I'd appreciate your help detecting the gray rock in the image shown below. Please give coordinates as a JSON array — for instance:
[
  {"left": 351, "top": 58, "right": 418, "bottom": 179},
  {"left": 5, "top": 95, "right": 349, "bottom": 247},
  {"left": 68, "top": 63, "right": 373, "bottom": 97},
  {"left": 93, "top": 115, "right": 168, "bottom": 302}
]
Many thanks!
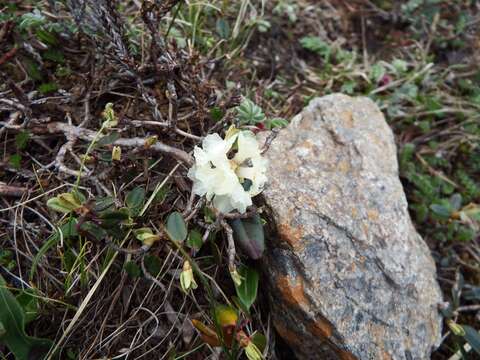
[{"left": 260, "top": 94, "right": 442, "bottom": 360}]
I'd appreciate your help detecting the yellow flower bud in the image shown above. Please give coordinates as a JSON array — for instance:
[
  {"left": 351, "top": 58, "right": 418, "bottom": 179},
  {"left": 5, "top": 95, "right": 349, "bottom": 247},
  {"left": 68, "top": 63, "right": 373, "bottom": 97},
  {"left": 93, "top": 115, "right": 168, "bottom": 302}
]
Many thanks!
[
  {"left": 447, "top": 320, "right": 465, "bottom": 336},
  {"left": 180, "top": 261, "right": 197, "bottom": 292},
  {"left": 112, "top": 146, "right": 121, "bottom": 161}
]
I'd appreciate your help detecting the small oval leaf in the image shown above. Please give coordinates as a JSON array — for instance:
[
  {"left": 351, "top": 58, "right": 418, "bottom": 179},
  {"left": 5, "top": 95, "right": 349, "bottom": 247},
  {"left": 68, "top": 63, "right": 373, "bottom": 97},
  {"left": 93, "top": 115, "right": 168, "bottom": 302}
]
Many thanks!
[
  {"left": 166, "top": 212, "right": 188, "bottom": 242},
  {"left": 234, "top": 266, "right": 259, "bottom": 311},
  {"left": 125, "top": 187, "right": 145, "bottom": 216},
  {"left": 187, "top": 229, "right": 203, "bottom": 252},
  {"left": 230, "top": 214, "right": 265, "bottom": 259}
]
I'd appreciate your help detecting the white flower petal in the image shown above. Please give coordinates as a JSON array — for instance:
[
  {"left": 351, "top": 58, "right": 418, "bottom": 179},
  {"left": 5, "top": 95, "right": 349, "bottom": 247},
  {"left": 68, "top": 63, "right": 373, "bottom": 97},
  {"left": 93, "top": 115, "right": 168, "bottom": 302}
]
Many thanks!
[
  {"left": 213, "top": 195, "right": 235, "bottom": 214},
  {"left": 229, "top": 184, "right": 252, "bottom": 213},
  {"left": 188, "top": 129, "right": 267, "bottom": 214},
  {"left": 233, "top": 131, "right": 261, "bottom": 164}
]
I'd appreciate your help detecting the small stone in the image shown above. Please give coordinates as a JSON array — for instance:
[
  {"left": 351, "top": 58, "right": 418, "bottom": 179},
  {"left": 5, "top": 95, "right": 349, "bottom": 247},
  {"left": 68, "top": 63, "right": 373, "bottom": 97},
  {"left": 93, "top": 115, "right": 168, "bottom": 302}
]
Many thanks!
[{"left": 260, "top": 94, "right": 443, "bottom": 359}]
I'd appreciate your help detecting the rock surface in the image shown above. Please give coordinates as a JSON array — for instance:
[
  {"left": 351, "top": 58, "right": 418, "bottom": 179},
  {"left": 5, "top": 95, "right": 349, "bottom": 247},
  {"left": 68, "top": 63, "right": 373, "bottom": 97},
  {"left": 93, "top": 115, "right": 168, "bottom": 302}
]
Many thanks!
[{"left": 260, "top": 94, "right": 442, "bottom": 360}]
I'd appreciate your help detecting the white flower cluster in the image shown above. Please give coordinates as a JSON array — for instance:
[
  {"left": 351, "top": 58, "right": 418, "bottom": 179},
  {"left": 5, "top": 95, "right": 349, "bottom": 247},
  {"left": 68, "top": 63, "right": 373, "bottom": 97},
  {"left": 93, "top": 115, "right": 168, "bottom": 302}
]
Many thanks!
[{"left": 188, "top": 129, "right": 267, "bottom": 213}]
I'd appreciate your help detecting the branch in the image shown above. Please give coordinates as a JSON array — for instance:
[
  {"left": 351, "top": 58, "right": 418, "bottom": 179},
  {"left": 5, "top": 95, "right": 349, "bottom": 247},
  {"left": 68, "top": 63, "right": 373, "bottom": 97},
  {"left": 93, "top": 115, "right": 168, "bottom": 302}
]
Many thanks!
[
  {"left": 0, "top": 182, "right": 27, "bottom": 197},
  {"left": 31, "top": 122, "right": 193, "bottom": 166},
  {"left": 221, "top": 219, "right": 236, "bottom": 273}
]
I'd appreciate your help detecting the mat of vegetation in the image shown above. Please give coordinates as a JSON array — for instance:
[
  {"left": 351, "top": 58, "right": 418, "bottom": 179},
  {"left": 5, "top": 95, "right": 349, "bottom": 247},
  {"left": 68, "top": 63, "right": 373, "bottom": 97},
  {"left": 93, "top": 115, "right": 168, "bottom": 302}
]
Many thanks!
[{"left": 0, "top": 1, "right": 479, "bottom": 359}]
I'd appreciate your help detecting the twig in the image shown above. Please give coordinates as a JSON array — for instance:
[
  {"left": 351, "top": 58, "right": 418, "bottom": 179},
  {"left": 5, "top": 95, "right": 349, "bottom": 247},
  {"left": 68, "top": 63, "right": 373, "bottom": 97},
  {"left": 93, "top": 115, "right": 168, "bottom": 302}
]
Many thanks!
[
  {"left": 221, "top": 219, "right": 236, "bottom": 273},
  {"left": 0, "top": 111, "right": 21, "bottom": 137},
  {"left": 55, "top": 137, "right": 91, "bottom": 177},
  {"left": 0, "top": 47, "right": 17, "bottom": 66},
  {"left": 0, "top": 182, "right": 27, "bottom": 197},
  {"left": 29, "top": 121, "right": 193, "bottom": 165},
  {"left": 167, "top": 79, "right": 178, "bottom": 129},
  {"left": 457, "top": 305, "right": 480, "bottom": 312},
  {"left": 221, "top": 206, "right": 257, "bottom": 219},
  {"left": 130, "top": 119, "right": 202, "bottom": 140},
  {"left": 415, "top": 153, "right": 459, "bottom": 188},
  {"left": 105, "top": 238, "right": 149, "bottom": 255},
  {"left": 261, "top": 128, "right": 280, "bottom": 155}
]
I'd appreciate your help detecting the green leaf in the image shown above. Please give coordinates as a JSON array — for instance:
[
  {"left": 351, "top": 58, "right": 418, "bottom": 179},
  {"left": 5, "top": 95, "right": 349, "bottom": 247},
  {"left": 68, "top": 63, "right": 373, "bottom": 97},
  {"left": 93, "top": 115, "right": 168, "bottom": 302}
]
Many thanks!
[
  {"left": 457, "top": 226, "right": 475, "bottom": 242},
  {"left": 234, "top": 266, "right": 259, "bottom": 311},
  {"left": 0, "top": 250, "right": 14, "bottom": 271},
  {"left": 80, "top": 221, "right": 107, "bottom": 240},
  {"left": 96, "top": 132, "right": 120, "bottom": 147},
  {"left": 166, "top": 211, "right": 188, "bottom": 242},
  {"left": 42, "top": 49, "right": 64, "bottom": 64},
  {"left": 430, "top": 203, "right": 452, "bottom": 219},
  {"left": 250, "top": 331, "right": 266, "bottom": 352},
  {"left": 35, "top": 28, "right": 57, "bottom": 46},
  {"left": 71, "top": 189, "right": 86, "bottom": 205},
  {"left": 399, "top": 143, "right": 415, "bottom": 170},
  {"left": 340, "top": 81, "right": 356, "bottom": 94},
  {"left": 392, "top": 59, "right": 408, "bottom": 73},
  {"left": 15, "top": 131, "right": 30, "bottom": 150},
  {"left": 462, "top": 325, "right": 480, "bottom": 356},
  {"left": 143, "top": 255, "right": 161, "bottom": 276},
  {"left": 245, "top": 342, "right": 263, "bottom": 360},
  {"left": 125, "top": 187, "right": 145, "bottom": 216},
  {"left": 133, "top": 227, "right": 160, "bottom": 246},
  {"left": 216, "top": 18, "right": 230, "bottom": 39},
  {"left": 57, "top": 217, "right": 78, "bottom": 239},
  {"left": 267, "top": 118, "right": 288, "bottom": 129},
  {"left": 186, "top": 229, "right": 203, "bottom": 251},
  {"left": 9, "top": 153, "right": 22, "bottom": 169},
  {"left": 16, "top": 290, "right": 38, "bottom": 324},
  {"left": 38, "top": 83, "right": 58, "bottom": 94},
  {"left": 124, "top": 261, "right": 141, "bottom": 278},
  {"left": 210, "top": 107, "right": 224, "bottom": 122},
  {"left": 230, "top": 214, "right": 265, "bottom": 259},
  {"left": 19, "top": 10, "right": 46, "bottom": 30},
  {"left": 449, "top": 193, "right": 462, "bottom": 211},
  {"left": 153, "top": 183, "right": 170, "bottom": 203},
  {"left": 0, "top": 276, "right": 53, "bottom": 360},
  {"left": 47, "top": 193, "right": 83, "bottom": 214},
  {"left": 370, "top": 63, "right": 386, "bottom": 83},
  {"left": 300, "top": 36, "right": 331, "bottom": 60},
  {"left": 24, "top": 59, "right": 42, "bottom": 81},
  {"left": 100, "top": 209, "right": 130, "bottom": 222},
  {"left": 237, "top": 99, "right": 266, "bottom": 125},
  {"left": 93, "top": 196, "right": 115, "bottom": 213},
  {"left": 30, "top": 218, "right": 78, "bottom": 280}
]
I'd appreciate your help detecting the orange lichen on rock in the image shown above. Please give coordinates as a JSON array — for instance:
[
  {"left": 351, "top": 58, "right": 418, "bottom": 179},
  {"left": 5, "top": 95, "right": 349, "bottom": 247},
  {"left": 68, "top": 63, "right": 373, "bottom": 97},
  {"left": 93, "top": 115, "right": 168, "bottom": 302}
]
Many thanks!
[
  {"left": 307, "top": 316, "right": 334, "bottom": 339},
  {"left": 339, "top": 110, "right": 354, "bottom": 128},
  {"left": 367, "top": 209, "right": 379, "bottom": 221},
  {"left": 276, "top": 275, "right": 309, "bottom": 306},
  {"left": 278, "top": 222, "right": 304, "bottom": 248}
]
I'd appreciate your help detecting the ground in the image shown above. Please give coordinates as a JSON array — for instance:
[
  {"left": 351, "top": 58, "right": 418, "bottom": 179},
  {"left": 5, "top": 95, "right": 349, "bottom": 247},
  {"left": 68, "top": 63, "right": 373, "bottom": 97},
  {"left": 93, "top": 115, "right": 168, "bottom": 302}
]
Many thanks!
[{"left": 0, "top": 1, "right": 479, "bottom": 359}]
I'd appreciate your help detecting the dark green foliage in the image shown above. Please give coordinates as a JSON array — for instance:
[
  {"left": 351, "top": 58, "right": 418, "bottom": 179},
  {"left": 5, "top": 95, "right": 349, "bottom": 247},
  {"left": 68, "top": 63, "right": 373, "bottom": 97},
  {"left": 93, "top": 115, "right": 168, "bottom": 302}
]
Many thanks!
[
  {"left": 233, "top": 266, "right": 259, "bottom": 312},
  {"left": 0, "top": 276, "right": 53, "bottom": 360},
  {"left": 230, "top": 215, "right": 265, "bottom": 260},
  {"left": 456, "top": 170, "right": 480, "bottom": 202}
]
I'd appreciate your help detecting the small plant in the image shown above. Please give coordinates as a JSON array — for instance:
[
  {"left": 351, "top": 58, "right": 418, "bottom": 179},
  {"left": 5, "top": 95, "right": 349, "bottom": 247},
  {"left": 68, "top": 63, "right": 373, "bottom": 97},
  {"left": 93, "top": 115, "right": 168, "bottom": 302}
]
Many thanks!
[{"left": 0, "top": 276, "right": 53, "bottom": 360}]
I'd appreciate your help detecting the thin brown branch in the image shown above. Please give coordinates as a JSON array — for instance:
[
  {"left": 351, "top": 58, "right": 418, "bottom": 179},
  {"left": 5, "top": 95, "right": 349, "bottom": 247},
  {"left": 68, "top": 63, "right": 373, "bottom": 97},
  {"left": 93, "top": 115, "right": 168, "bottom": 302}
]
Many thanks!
[
  {"left": 0, "top": 182, "right": 27, "bottom": 197},
  {"left": 31, "top": 121, "right": 193, "bottom": 166},
  {"left": 261, "top": 128, "right": 280, "bottom": 155},
  {"left": 221, "top": 219, "right": 236, "bottom": 273}
]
